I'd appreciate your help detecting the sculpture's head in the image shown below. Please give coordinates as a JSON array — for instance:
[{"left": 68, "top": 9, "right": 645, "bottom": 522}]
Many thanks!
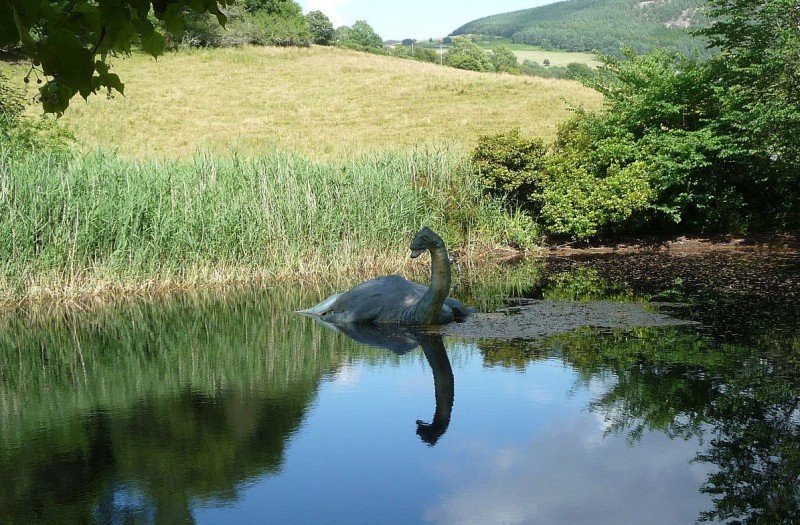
[{"left": 410, "top": 226, "right": 442, "bottom": 258}]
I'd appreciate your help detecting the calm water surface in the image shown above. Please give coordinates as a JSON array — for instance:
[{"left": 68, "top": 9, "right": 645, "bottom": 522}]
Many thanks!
[{"left": 1, "top": 251, "right": 798, "bottom": 524}]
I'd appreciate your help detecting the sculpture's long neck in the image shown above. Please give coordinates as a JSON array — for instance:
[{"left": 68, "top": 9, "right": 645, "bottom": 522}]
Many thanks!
[{"left": 410, "top": 242, "right": 451, "bottom": 324}]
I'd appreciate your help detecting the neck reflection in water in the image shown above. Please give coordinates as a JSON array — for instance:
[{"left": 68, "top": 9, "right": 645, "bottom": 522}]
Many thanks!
[{"left": 309, "top": 319, "right": 455, "bottom": 446}]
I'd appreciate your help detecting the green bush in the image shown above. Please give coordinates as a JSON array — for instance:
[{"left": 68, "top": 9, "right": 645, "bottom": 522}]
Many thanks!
[
  {"left": 0, "top": 72, "right": 73, "bottom": 156},
  {"left": 177, "top": 9, "right": 225, "bottom": 47},
  {"left": 471, "top": 125, "right": 654, "bottom": 239},
  {"left": 335, "top": 20, "right": 384, "bottom": 52},
  {"left": 490, "top": 45, "right": 519, "bottom": 73},
  {"left": 472, "top": 129, "right": 547, "bottom": 207},
  {"left": 171, "top": 1, "right": 311, "bottom": 48},
  {"left": 306, "top": 10, "right": 335, "bottom": 45},
  {"left": 520, "top": 60, "right": 597, "bottom": 81},
  {"left": 389, "top": 45, "right": 439, "bottom": 64},
  {"left": 538, "top": 157, "right": 652, "bottom": 238},
  {"left": 224, "top": 9, "right": 311, "bottom": 47},
  {"left": 445, "top": 38, "right": 494, "bottom": 72}
]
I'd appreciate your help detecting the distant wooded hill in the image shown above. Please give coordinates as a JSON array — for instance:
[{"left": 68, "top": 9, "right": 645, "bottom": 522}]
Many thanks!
[{"left": 451, "top": 0, "right": 709, "bottom": 56}]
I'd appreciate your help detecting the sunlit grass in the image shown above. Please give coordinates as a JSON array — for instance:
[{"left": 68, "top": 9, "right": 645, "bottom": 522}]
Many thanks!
[
  {"left": 8, "top": 45, "right": 601, "bottom": 159},
  {"left": 0, "top": 147, "right": 541, "bottom": 303},
  {"left": 475, "top": 40, "right": 601, "bottom": 67},
  {"left": 0, "top": 45, "right": 600, "bottom": 302},
  {"left": 510, "top": 49, "right": 601, "bottom": 67}
]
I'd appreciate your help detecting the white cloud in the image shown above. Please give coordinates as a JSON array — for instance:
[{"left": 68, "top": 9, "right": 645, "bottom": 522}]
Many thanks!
[
  {"left": 304, "top": 0, "right": 349, "bottom": 27},
  {"left": 424, "top": 415, "right": 713, "bottom": 525},
  {"left": 331, "top": 362, "right": 362, "bottom": 389}
]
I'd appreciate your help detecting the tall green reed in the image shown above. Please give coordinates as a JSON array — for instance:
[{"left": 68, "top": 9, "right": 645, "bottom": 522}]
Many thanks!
[{"left": 0, "top": 147, "right": 533, "bottom": 300}]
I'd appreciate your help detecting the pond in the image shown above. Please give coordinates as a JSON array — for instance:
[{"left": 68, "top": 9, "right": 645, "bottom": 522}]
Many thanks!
[{"left": 1, "top": 250, "right": 798, "bottom": 524}]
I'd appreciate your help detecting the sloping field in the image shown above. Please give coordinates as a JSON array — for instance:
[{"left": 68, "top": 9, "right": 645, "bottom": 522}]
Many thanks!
[
  {"left": 24, "top": 46, "right": 601, "bottom": 159},
  {"left": 511, "top": 49, "right": 600, "bottom": 67},
  {"left": 476, "top": 39, "right": 601, "bottom": 67}
]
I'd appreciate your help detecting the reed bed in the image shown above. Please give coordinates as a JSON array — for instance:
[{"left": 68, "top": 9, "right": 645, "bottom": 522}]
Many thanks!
[{"left": 0, "top": 147, "right": 535, "bottom": 303}]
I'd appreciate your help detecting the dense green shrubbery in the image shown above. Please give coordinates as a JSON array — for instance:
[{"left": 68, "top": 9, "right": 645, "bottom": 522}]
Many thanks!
[
  {"left": 489, "top": 46, "right": 519, "bottom": 73},
  {"left": 306, "top": 10, "right": 335, "bottom": 45},
  {"left": 445, "top": 38, "right": 494, "bottom": 72},
  {"left": 520, "top": 60, "right": 595, "bottom": 81},
  {"left": 169, "top": 0, "right": 311, "bottom": 48},
  {"left": 473, "top": 2, "right": 800, "bottom": 240},
  {"left": 434, "top": 40, "right": 599, "bottom": 82},
  {"left": 473, "top": 127, "right": 652, "bottom": 238},
  {"left": 334, "top": 20, "right": 384, "bottom": 53},
  {"left": 538, "top": 155, "right": 652, "bottom": 238},
  {"left": 388, "top": 45, "right": 439, "bottom": 64},
  {"left": 473, "top": 129, "right": 546, "bottom": 206},
  {"left": 0, "top": 72, "right": 73, "bottom": 156}
]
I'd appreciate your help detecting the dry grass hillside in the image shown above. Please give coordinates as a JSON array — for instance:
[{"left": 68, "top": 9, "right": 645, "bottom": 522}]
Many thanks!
[{"left": 11, "top": 45, "right": 602, "bottom": 159}]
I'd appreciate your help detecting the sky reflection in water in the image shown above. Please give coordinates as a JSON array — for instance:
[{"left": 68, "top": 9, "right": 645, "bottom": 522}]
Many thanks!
[
  {"left": 1, "top": 250, "right": 798, "bottom": 524},
  {"left": 194, "top": 344, "right": 711, "bottom": 525}
]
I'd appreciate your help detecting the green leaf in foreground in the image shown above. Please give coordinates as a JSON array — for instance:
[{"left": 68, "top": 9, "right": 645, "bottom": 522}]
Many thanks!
[
  {"left": 0, "top": 1, "right": 19, "bottom": 47},
  {"left": 2, "top": 0, "right": 233, "bottom": 114}
]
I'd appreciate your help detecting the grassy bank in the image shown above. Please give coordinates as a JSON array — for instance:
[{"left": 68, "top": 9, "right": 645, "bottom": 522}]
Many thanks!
[
  {"left": 474, "top": 39, "right": 601, "bottom": 67},
  {"left": 0, "top": 147, "right": 535, "bottom": 303},
  {"left": 4, "top": 46, "right": 601, "bottom": 159}
]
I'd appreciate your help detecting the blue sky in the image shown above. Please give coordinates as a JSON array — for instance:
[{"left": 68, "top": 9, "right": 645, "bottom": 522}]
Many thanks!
[{"left": 297, "top": 1, "right": 554, "bottom": 40}]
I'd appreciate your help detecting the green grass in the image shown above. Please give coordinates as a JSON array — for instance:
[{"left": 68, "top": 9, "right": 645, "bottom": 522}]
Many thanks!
[
  {"left": 3, "top": 45, "right": 601, "bottom": 160},
  {"left": 0, "top": 147, "right": 537, "bottom": 302},
  {"left": 0, "top": 45, "right": 601, "bottom": 302},
  {"left": 475, "top": 38, "right": 601, "bottom": 67}
]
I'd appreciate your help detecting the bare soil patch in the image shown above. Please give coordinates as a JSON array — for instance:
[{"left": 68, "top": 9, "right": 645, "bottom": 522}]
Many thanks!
[
  {"left": 440, "top": 300, "right": 695, "bottom": 340},
  {"left": 547, "top": 233, "right": 799, "bottom": 257}
]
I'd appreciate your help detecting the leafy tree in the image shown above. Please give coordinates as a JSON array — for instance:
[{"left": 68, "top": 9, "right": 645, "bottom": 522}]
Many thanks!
[
  {"left": 172, "top": 2, "right": 311, "bottom": 48},
  {"left": 334, "top": 25, "right": 352, "bottom": 45},
  {"left": 175, "top": 7, "right": 228, "bottom": 47},
  {"left": 401, "top": 38, "right": 416, "bottom": 46},
  {"left": 0, "top": 70, "right": 72, "bottom": 153},
  {"left": 565, "top": 62, "right": 593, "bottom": 80},
  {"left": 390, "top": 45, "right": 438, "bottom": 64},
  {"left": 473, "top": 129, "right": 547, "bottom": 207},
  {"left": 306, "top": 10, "right": 334, "bottom": 45},
  {"left": 243, "top": 0, "right": 302, "bottom": 15},
  {"left": 699, "top": 0, "right": 800, "bottom": 186},
  {"left": 0, "top": 0, "right": 233, "bottom": 115},
  {"left": 444, "top": 37, "right": 493, "bottom": 72},
  {"left": 490, "top": 45, "right": 519, "bottom": 73},
  {"left": 336, "top": 20, "right": 383, "bottom": 52}
]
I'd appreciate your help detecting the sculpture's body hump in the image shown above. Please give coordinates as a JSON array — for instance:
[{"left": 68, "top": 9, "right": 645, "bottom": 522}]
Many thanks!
[{"left": 299, "top": 228, "right": 473, "bottom": 326}]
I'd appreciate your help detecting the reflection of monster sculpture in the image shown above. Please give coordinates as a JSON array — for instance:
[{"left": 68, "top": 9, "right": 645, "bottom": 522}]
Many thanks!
[
  {"left": 300, "top": 227, "right": 472, "bottom": 324},
  {"left": 308, "top": 319, "right": 455, "bottom": 445},
  {"left": 414, "top": 333, "right": 454, "bottom": 446}
]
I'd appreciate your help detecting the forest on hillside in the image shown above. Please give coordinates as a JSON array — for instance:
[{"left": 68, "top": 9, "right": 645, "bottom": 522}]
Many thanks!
[{"left": 452, "top": 0, "right": 708, "bottom": 56}]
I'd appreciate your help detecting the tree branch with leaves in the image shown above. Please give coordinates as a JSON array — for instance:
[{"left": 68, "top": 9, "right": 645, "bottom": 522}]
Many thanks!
[{"left": 0, "top": 0, "right": 232, "bottom": 115}]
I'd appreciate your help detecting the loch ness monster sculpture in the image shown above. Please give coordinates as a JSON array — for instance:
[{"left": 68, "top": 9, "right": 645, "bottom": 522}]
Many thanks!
[{"left": 299, "top": 227, "right": 473, "bottom": 325}]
